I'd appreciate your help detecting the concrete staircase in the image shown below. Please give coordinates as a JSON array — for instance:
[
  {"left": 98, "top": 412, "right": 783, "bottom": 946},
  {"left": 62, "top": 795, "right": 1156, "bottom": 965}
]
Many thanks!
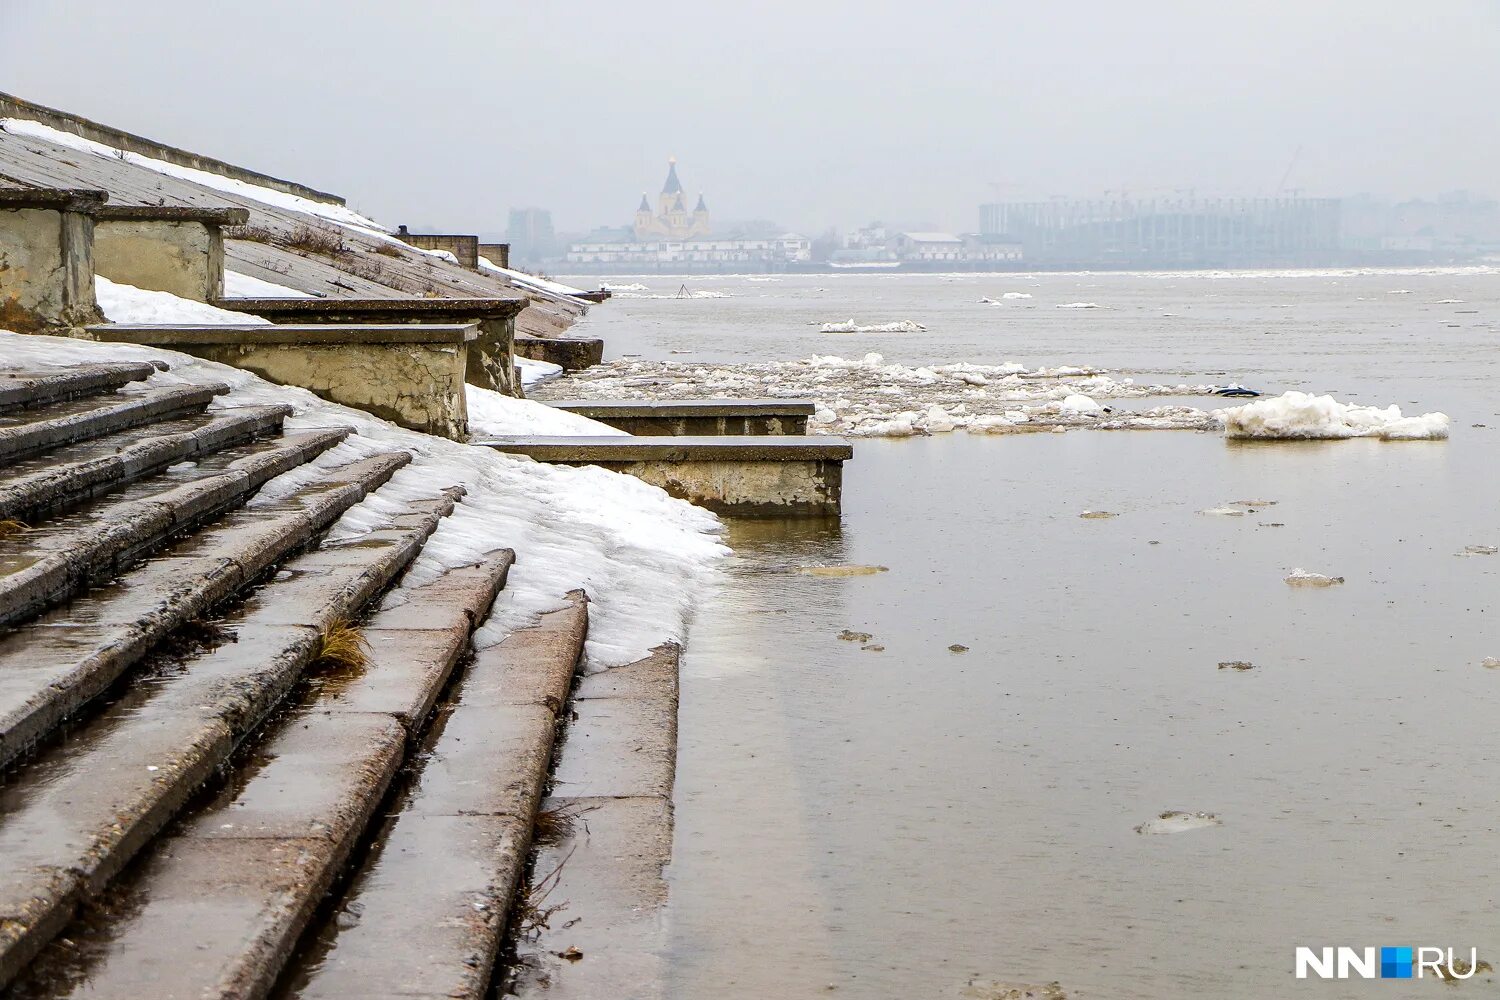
[{"left": 0, "top": 364, "right": 590, "bottom": 999}]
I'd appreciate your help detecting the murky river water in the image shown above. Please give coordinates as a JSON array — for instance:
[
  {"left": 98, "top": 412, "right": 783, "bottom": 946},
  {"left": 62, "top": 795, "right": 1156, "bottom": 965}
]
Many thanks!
[{"left": 561, "top": 269, "right": 1500, "bottom": 998}]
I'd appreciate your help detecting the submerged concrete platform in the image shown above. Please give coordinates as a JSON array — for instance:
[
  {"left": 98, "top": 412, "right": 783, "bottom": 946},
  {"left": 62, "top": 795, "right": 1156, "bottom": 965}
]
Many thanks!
[
  {"left": 514, "top": 332, "right": 604, "bottom": 371},
  {"left": 474, "top": 435, "right": 851, "bottom": 516},
  {"left": 546, "top": 398, "right": 814, "bottom": 436}
]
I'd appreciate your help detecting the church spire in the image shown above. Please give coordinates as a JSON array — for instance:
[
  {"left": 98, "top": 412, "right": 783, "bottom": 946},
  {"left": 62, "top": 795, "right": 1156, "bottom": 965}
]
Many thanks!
[
  {"left": 661, "top": 157, "right": 683, "bottom": 196},
  {"left": 638, "top": 193, "right": 651, "bottom": 212},
  {"left": 694, "top": 194, "right": 707, "bottom": 212}
]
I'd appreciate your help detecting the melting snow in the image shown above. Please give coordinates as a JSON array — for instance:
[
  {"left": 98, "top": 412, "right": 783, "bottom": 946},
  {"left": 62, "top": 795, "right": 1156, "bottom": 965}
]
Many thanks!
[
  {"left": 0, "top": 330, "right": 725, "bottom": 666},
  {"left": 223, "top": 271, "right": 315, "bottom": 299},
  {"left": 465, "top": 385, "right": 625, "bottom": 438},
  {"left": 96, "top": 276, "right": 269, "bottom": 325}
]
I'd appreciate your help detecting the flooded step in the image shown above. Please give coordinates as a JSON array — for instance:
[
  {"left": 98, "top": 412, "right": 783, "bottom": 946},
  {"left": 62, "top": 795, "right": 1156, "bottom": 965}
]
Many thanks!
[
  {"left": 287, "top": 592, "right": 589, "bottom": 1000},
  {"left": 0, "top": 363, "right": 158, "bottom": 415},
  {"left": 0, "top": 405, "right": 293, "bottom": 522},
  {"left": 0, "top": 429, "right": 350, "bottom": 628},
  {"left": 0, "top": 450, "right": 408, "bottom": 771},
  {"left": 0, "top": 383, "right": 227, "bottom": 464},
  {"left": 0, "top": 486, "right": 460, "bottom": 990},
  {"left": 10, "top": 549, "right": 515, "bottom": 1000},
  {"left": 510, "top": 644, "right": 681, "bottom": 999}
]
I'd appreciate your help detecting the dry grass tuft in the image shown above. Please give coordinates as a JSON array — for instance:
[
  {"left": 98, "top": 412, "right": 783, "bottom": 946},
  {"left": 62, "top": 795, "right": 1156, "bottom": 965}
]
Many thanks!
[
  {"left": 533, "top": 803, "right": 595, "bottom": 848},
  {"left": 0, "top": 519, "right": 29, "bottom": 540},
  {"left": 311, "top": 617, "right": 370, "bottom": 671},
  {"left": 370, "top": 242, "right": 403, "bottom": 258},
  {"left": 281, "top": 224, "right": 347, "bottom": 256},
  {"left": 223, "top": 224, "right": 278, "bottom": 244},
  {"left": 516, "top": 847, "right": 574, "bottom": 941}
]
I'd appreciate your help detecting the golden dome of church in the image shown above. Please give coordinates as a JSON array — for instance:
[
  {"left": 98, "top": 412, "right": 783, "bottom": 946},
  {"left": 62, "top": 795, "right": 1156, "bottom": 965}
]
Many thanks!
[{"left": 633, "top": 158, "right": 711, "bottom": 240}]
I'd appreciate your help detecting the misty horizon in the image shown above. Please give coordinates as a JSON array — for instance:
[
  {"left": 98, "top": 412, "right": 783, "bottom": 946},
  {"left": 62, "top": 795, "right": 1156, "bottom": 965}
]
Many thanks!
[{"left": 3, "top": 1, "right": 1497, "bottom": 236}]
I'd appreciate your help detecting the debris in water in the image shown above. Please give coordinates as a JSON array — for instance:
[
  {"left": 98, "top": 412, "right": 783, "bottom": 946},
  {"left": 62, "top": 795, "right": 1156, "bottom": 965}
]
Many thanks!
[
  {"left": 962, "top": 979, "right": 1068, "bottom": 999},
  {"left": 862, "top": 643, "right": 885, "bottom": 652},
  {"left": 1458, "top": 545, "right": 1498, "bottom": 556},
  {"left": 1079, "top": 510, "right": 1117, "bottom": 519},
  {"left": 1135, "top": 811, "right": 1224, "bottom": 835},
  {"left": 1218, "top": 661, "right": 1256, "bottom": 671},
  {"left": 1433, "top": 956, "right": 1493, "bottom": 981},
  {"left": 949, "top": 644, "right": 970, "bottom": 653},
  {"left": 1230, "top": 499, "right": 1278, "bottom": 508},
  {"left": 1211, "top": 384, "right": 1262, "bottom": 397},
  {"left": 1259, "top": 522, "right": 1286, "bottom": 528},
  {"left": 1483, "top": 657, "right": 1500, "bottom": 669},
  {"left": 558, "top": 946, "right": 584, "bottom": 962},
  {"left": 1285, "top": 568, "right": 1344, "bottom": 587},
  {"left": 839, "top": 630, "right": 873, "bottom": 642},
  {"left": 799, "top": 565, "right": 889, "bottom": 577},
  {"left": 1199, "top": 506, "right": 1247, "bottom": 516}
]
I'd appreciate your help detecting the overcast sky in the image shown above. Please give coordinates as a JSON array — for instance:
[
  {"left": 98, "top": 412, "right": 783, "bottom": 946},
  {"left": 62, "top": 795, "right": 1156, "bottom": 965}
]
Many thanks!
[{"left": 2, "top": 1, "right": 1497, "bottom": 235}]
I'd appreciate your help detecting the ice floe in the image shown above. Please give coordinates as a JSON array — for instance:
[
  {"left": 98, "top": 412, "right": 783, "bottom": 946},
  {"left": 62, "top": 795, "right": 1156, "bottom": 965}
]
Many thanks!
[
  {"left": 818, "top": 319, "right": 927, "bottom": 333},
  {"left": 1219, "top": 391, "right": 1450, "bottom": 441},
  {"left": 532, "top": 353, "right": 1223, "bottom": 438},
  {"left": 1056, "top": 302, "right": 1101, "bottom": 309},
  {"left": 1285, "top": 568, "right": 1344, "bottom": 587},
  {"left": 1135, "top": 811, "right": 1223, "bottom": 835}
]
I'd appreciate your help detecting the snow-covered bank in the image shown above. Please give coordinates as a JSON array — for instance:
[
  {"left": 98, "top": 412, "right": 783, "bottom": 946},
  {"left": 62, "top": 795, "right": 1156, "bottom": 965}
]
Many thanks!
[
  {"left": 532, "top": 353, "right": 1222, "bottom": 437},
  {"left": 0, "top": 330, "right": 726, "bottom": 666},
  {"left": 1219, "top": 391, "right": 1450, "bottom": 441},
  {"left": 477, "top": 257, "right": 589, "bottom": 300}
]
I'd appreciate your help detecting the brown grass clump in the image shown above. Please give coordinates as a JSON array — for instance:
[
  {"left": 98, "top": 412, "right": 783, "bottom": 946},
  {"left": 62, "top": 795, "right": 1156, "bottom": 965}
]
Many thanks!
[
  {"left": 223, "top": 223, "right": 278, "bottom": 244},
  {"left": 515, "top": 848, "right": 574, "bottom": 941},
  {"left": 281, "top": 224, "right": 347, "bottom": 257},
  {"left": 0, "top": 519, "right": 28, "bottom": 540},
  {"left": 370, "top": 242, "right": 402, "bottom": 258},
  {"left": 311, "top": 617, "right": 370, "bottom": 671},
  {"left": 533, "top": 803, "right": 595, "bottom": 848}
]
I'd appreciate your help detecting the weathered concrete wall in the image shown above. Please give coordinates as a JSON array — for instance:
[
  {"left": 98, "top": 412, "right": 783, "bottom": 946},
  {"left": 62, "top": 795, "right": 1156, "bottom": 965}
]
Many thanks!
[
  {"left": 514, "top": 333, "right": 604, "bottom": 371},
  {"left": 94, "top": 219, "right": 221, "bottom": 301},
  {"left": 575, "top": 413, "right": 809, "bottom": 436},
  {"left": 399, "top": 234, "right": 479, "bottom": 270},
  {"left": 0, "top": 205, "right": 100, "bottom": 333},
  {"left": 477, "top": 243, "right": 510, "bottom": 269},
  {"left": 558, "top": 458, "right": 842, "bottom": 515},
  {"left": 171, "top": 342, "right": 469, "bottom": 438}
]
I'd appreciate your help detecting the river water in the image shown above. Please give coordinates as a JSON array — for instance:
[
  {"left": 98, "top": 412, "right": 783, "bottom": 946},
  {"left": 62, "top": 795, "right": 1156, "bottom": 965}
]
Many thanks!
[{"left": 559, "top": 269, "right": 1500, "bottom": 999}]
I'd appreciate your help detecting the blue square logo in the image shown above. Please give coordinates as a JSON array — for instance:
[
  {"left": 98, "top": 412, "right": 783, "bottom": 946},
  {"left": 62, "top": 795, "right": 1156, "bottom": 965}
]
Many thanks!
[{"left": 1381, "top": 947, "right": 1413, "bottom": 979}]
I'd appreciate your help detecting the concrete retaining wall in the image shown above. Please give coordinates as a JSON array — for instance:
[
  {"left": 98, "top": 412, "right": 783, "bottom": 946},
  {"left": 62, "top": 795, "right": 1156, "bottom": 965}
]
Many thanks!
[
  {"left": 398, "top": 233, "right": 479, "bottom": 270},
  {"left": 89, "top": 324, "right": 478, "bottom": 439},
  {"left": 514, "top": 333, "right": 604, "bottom": 371},
  {"left": 477, "top": 243, "right": 510, "bottom": 269}
]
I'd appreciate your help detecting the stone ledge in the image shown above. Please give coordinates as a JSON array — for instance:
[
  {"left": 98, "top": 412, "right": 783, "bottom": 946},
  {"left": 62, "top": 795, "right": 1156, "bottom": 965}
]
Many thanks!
[
  {"left": 219, "top": 296, "right": 526, "bottom": 319},
  {"left": 0, "top": 187, "right": 107, "bottom": 211},
  {"left": 87, "top": 323, "right": 480, "bottom": 346},
  {"left": 547, "top": 398, "right": 816, "bottom": 418},
  {"left": 95, "top": 205, "right": 250, "bottom": 225},
  {"left": 474, "top": 434, "right": 852, "bottom": 462}
]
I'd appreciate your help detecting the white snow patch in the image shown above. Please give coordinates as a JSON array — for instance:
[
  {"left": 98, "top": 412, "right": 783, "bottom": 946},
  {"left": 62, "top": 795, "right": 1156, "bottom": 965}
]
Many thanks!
[
  {"left": 223, "top": 271, "right": 315, "bottom": 299},
  {"left": 517, "top": 357, "right": 564, "bottom": 389},
  {"left": 95, "top": 276, "right": 270, "bottom": 325},
  {"left": 1059, "top": 394, "right": 1102, "bottom": 415},
  {"left": 1056, "top": 302, "right": 1101, "bottom": 309},
  {"left": 475, "top": 257, "right": 588, "bottom": 299},
  {"left": 0, "top": 331, "right": 724, "bottom": 666},
  {"left": 466, "top": 385, "right": 626, "bottom": 438},
  {"left": 1219, "top": 391, "right": 1449, "bottom": 441}
]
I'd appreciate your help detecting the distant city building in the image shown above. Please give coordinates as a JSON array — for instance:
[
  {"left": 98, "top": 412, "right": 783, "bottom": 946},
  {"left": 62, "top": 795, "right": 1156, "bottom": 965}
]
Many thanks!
[
  {"left": 979, "top": 198, "right": 1341, "bottom": 267},
  {"left": 506, "top": 207, "right": 556, "bottom": 265},
  {"left": 829, "top": 222, "right": 1021, "bottom": 268},
  {"left": 566, "top": 159, "right": 810, "bottom": 272}
]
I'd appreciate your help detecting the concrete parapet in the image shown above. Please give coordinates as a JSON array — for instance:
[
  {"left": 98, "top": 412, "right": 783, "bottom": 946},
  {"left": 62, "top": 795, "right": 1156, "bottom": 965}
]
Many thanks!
[
  {"left": 514, "top": 332, "right": 604, "bottom": 371},
  {"left": 93, "top": 204, "right": 249, "bottom": 301},
  {"left": 0, "top": 187, "right": 106, "bottom": 333},
  {"left": 474, "top": 435, "right": 852, "bottom": 515},
  {"left": 220, "top": 296, "right": 526, "bottom": 397},
  {"left": 395, "top": 230, "right": 480, "bottom": 269},
  {"left": 547, "top": 398, "right": 815, "bottom": 435},
  {"left": 89, "top": 323, "right": 479, "bottom": 439},
  {"left": 477, "top": 242, "right": 510, "bottom": 269}
]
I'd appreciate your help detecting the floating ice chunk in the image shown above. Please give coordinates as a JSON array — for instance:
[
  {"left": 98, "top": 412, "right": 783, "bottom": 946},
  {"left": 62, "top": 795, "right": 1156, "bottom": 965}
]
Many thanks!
[
  {"left": 1230, "top": 499, "right": 1278, "bottom": 508},
  {"left": 1002, "top": 291, "right": 1032, "bottom": 299},
  {"left": 1059, "top": 394, "right": 1102, "bottom": 415},
  {"left": 1056, "top": 302, "right": 1100, "bottom": 309},
  {"left": 1285, "top": 568, "right": 1344, "bottom": 587},
  {"left": 1388, "top": 289, "right": 1414, "bottom": 294},
  {"left": 819, "top": 319, "right": 927, "bottom": 333},
  {"left": 1135, "top": 811, "right": 1223, "bottom": 835},
  {"left": 1079, "top": 510, "right": 1117, "bottom": 519},
  {"left": 920, "top": 404, "right": 958, "bottom": 433},
  {"left": 797, "top": 565, "right": 888, "bottom": 577},
  {"left": 961, "top": 980, "right": 1067, "bottom": 1000},
  {"left": 1458, "top": 545, "right": 1499, "bottom": 557},
  {"left": 1199, "top": 506, "right": 1247, "bottom": 516},
  {"left": 1219, "top": 391, "right": 1450, "bottom": 441},
  {"left": 1483, "top": 657, "right": 1500, "bottom": 669},
  {"left": 1434, "top": 298, "right": 1465, "bottom": 304},
  {"left": 600, "top": 282, "right": 648, "bottom": 291},
  {"left": 956, "top": 372, "right": 988, "bottom": 386}
]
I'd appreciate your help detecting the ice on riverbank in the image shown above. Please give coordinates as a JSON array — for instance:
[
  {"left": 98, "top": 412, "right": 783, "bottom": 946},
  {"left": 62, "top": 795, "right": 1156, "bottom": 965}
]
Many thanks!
[
  {"left": 1219, "top": 391, "right": 1450, "bottom": 441},
  {"left": 818, "top": 319, "right": 927, "bottom": 333},
  {"left": 531, "top": 353, "right": 1223, "bottom": 438}
]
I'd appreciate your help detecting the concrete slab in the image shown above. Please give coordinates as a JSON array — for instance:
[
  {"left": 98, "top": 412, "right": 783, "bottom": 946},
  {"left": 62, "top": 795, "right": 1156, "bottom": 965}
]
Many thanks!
[{"left": 0, "top": 362, "right": 155, "bottom": 414}]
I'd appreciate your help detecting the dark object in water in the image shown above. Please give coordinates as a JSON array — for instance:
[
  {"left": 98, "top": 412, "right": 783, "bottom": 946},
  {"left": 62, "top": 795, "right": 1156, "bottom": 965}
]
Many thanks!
[{"left": 1213, "top": 385, "right": 1262, "bottom": 397}]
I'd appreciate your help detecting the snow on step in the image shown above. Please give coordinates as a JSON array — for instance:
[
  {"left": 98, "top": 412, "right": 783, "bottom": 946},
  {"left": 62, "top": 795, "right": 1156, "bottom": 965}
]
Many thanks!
[
  {"left": 0, "top": 362, "right": 156, "bottom": 414},
  {"left": 0, "top": 383, "right": 225, "bottom": 463}
]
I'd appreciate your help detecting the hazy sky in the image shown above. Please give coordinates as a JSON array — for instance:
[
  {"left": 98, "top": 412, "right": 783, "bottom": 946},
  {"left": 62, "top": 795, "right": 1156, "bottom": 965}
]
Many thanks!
[{"left": 3, "top": 1, "right": 1497, "bottom": 235}]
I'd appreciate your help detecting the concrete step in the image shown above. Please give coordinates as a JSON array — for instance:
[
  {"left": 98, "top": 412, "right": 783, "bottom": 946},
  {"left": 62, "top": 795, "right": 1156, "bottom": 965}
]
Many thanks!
[
  {"left": 289, "top": 592, "right": 590, "bottom": 1000},
  {"left": 14, "top": 550, "right": 516, "bottom": 1000},
  {"left": 0, "top": 383, "right": 227, "bottom": 465},
  {"left": 0, "top": 485, "right": 461, "bottom": 990},
  {"left": 0, "top": 429, "right": 350, "bottom": 628},
  {"left": 0, "top": 450, "right": 410, "bottom": 772},
  {"left": 0, "top": 362, "right": 158, "bottom": 415},
  {"left": 544, "top": 398, "right": 816, "bottom": 436},
  {"left": 0, "top": 404, "right": 293, "bottom": 522}
]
